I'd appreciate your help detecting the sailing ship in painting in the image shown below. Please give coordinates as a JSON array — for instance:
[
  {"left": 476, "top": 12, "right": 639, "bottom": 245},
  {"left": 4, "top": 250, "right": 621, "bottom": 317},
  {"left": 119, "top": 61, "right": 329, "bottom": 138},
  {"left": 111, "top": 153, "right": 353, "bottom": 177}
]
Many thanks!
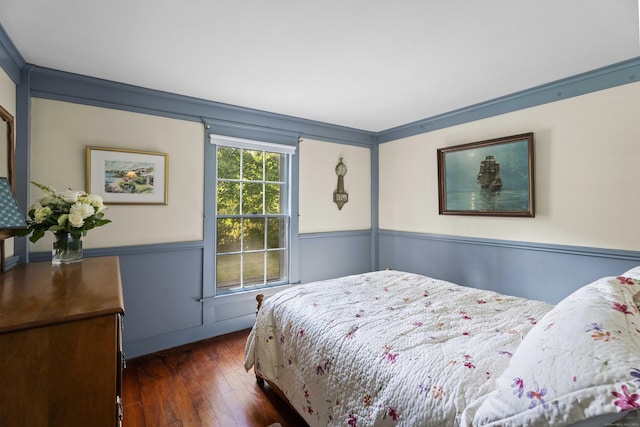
[{"left": 476, "top": 155, "right": 502, "bottom": 191}]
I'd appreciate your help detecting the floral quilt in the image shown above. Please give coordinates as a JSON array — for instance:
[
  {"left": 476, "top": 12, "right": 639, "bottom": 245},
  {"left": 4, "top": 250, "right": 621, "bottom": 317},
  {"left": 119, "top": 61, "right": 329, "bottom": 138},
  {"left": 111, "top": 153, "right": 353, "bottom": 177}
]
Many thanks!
[{"left": 244, "top": 270, "right": 553, "bottom": 426}]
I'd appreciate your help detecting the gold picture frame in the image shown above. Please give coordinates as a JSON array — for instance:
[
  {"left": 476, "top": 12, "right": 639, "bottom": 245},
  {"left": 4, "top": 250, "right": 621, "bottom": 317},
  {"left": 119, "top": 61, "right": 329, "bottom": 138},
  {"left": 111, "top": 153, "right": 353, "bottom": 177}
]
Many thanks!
[{"left": 86, "top": 146, "right": 168, "bottom": 205}]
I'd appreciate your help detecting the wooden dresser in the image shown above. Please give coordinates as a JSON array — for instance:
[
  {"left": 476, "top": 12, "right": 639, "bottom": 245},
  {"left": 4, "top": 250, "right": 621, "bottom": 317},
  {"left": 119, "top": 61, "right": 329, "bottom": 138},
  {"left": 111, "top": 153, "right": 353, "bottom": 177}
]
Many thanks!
[{"left": 0, "top": 256, "right": 125, "bottom": 427}]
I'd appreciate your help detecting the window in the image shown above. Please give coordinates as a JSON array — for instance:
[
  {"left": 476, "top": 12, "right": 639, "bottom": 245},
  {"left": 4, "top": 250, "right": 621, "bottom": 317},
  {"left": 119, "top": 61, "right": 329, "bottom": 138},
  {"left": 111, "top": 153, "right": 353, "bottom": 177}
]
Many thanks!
[{"left": 212, "top": 135, "right": 295, "bottom": 292}]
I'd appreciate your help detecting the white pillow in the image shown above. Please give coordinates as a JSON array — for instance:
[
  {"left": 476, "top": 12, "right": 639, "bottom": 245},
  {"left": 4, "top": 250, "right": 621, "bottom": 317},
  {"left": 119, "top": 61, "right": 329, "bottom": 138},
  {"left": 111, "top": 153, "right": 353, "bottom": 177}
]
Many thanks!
[
  {"left": 623, "top": 265, "right": 640, "bottom": 280},
  {"left": 465, "top": 275, "right": 640, "bottom": 426}
]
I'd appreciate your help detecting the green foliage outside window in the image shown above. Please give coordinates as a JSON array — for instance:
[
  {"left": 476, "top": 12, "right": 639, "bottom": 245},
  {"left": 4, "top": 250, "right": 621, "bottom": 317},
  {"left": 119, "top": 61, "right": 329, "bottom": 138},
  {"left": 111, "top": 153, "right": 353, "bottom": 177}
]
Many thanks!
[{"left": 216, "top": 146, "right": 288, "bottom": 290}]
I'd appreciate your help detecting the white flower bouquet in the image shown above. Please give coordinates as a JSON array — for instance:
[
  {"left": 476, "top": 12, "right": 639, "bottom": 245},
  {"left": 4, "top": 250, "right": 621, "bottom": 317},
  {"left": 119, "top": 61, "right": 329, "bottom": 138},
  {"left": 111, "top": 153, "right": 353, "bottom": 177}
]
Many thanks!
[{"left": 17, "top": 181, "right": 111, "bottom": 243}]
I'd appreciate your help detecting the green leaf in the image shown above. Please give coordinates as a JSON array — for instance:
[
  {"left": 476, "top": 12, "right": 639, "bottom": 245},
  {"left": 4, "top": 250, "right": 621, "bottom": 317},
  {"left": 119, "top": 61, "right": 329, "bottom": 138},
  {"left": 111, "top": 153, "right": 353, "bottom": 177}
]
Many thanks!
[
  {"left": 29, "top": 228, "right": 45, "bottom": 243},
  {"left": 30, "top": 181, "right": 55, "bottom": 194},
  {"left": 14, "top": 228, "right": 32, "bottom": 237}
]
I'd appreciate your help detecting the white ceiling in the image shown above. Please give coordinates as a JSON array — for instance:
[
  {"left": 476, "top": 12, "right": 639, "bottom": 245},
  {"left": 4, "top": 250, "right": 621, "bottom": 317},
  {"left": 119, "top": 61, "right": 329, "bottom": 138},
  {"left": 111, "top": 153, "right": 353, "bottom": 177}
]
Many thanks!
[{"left": 0, "top": 1, "right": 639, "bottom": 132}]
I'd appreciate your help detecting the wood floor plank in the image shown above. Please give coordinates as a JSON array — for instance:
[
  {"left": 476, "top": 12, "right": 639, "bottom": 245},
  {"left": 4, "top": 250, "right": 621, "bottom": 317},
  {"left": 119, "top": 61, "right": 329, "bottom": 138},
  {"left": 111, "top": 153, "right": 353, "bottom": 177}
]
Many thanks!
[{"left": 122, "top": 329, "right": 306, "bottom": 427}]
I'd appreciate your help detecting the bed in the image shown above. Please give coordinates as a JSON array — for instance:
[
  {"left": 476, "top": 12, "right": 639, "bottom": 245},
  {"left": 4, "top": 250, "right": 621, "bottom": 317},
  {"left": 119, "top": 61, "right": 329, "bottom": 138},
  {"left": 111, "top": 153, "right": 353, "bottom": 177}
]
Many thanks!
[{"left": 244, "top": 267, "right": 640, "bottom": 426}]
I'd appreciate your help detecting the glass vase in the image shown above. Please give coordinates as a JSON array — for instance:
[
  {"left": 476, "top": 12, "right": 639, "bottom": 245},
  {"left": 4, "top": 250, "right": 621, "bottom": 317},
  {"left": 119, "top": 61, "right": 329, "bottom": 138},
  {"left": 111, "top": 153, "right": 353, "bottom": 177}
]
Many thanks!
[{"left": 52, "top": 231, "right": 83, "bottom": 265}]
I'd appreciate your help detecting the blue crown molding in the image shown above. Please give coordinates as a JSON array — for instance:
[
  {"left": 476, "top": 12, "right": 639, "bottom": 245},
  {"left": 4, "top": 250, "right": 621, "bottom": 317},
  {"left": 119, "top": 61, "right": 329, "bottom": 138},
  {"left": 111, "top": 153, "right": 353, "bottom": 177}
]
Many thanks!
[
  {"left": 26, "top": 65, "right": 376, "bottom": 147},
  {"left": 0, "top": 24, "right": 25, "bottom": 84},
  {"left": 377, "top": 56, "right": 640, "bottom": 143}
]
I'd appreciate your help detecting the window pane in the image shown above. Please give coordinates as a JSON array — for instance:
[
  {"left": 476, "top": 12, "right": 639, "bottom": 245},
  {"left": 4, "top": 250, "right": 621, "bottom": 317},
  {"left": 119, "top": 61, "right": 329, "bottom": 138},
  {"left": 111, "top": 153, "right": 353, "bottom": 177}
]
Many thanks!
[
  {"left": 242, "top": 183, "right": 263, "bottom": 214},
  {"left": 267, "top": 217, "right": 286, "bottom": 249},
  {"left": 217, "top": 146, "right": 240, "bottom": 180},
  {"left": 265, "top": 152, "right": 283, "bottom": 182},
  {"left": 242, "top": 150, "right": 263, "bottom": 181},
  {"left": 217, "top": 218, "right": 241, "bottom": 253},
  {"left": 243, "top": 252, "right": 265, "bottom": 286},
  {"left": 217, "top": 182, "right": 240, "bottom": 214},
  {"left": 267, "top": 250, "right": 287, "bottom": 283},
  {"left": 215, "top": 141, "right": 290, "bottom": 293},
  {"left": 265, "top": 184, "right": 284, "bottom": 214},
  {"left": 217, "top": 254, "right": 241, "bottom": 290},
  {"left": 243, "top": 218, "right": 265, "bottom": 250}
]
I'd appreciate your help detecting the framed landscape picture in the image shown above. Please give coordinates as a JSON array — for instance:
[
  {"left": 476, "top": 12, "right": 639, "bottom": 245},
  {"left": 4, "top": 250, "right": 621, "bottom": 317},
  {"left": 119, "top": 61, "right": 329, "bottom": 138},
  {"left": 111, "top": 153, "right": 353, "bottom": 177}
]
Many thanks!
[
  {"left": 437, "top": 133, "right": 534, "bottom": 217},
  {"left": 86, "top": 147, "right": 168, "bottom": 205}
]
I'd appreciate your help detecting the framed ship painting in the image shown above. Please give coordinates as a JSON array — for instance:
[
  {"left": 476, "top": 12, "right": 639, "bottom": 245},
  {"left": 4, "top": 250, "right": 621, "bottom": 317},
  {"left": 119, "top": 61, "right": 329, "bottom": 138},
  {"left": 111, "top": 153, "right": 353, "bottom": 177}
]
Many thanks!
[
  {"left": 437, "top": 133, "right": 534, "bottom": 217},
  {"left": 86, "top": 147, "right": 168, "bottom": 205}
]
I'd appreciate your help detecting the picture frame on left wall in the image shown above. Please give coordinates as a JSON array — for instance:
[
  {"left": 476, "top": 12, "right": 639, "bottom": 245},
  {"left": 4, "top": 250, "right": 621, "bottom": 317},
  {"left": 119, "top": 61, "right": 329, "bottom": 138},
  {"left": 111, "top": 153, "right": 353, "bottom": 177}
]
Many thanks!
[{"left": 86, "top": 147, "right": 169, "bottom": 205}]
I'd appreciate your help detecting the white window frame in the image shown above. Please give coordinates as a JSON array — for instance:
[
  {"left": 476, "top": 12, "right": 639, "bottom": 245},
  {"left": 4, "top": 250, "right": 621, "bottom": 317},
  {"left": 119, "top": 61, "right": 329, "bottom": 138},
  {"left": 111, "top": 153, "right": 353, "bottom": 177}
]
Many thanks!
[{"left": 210, "top": 134, "right": 295, "bottom": 293}]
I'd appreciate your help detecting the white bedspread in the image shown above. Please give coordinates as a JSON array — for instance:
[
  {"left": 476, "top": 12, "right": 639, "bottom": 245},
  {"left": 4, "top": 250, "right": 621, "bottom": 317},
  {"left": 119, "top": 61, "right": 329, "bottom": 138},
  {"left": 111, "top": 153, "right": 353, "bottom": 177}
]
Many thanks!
[{"left": 244, "top": 270, "right": 553, "bottom": 426}]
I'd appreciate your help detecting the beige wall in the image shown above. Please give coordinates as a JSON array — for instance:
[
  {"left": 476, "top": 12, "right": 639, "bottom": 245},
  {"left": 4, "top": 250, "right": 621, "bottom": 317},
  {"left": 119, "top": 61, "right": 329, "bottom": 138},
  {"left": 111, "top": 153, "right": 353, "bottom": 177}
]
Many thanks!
[
  {"left": 0, "top": 69, "right": 15, "bottom": 117},
  {"left": 29, "top": 98, "right": 204, "bottom": 251},
  {"left": 299, "top": 138, "right": 371, "bottom": 233},
  {"left": 379, "top": 81, "right": 640, "bottom": 251},
  {"left": 0, "top": 68, "right": 16, "bottom": 258}
]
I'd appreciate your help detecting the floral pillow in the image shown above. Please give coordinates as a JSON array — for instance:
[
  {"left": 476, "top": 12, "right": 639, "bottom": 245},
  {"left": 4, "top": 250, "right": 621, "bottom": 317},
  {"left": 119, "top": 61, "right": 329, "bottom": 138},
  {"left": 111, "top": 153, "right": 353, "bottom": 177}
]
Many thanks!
[{"left": 464, "top": 274, "right": 640, "bottom": 426}]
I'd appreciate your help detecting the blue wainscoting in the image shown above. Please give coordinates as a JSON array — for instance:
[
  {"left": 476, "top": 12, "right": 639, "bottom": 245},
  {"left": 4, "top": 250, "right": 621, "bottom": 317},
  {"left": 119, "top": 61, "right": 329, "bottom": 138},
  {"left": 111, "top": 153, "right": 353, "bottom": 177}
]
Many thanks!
[
  {"left": 117, "top": 247, "right": 204, "bottom": 354},
  {"left": 115, "top": 242, "right": 286, "bottom": 358},
  {"left": 379, "top": 230, "right": 640, "bottom": 304},
  {"left": 299, "top": 230, "right": 373, "bottom": 284}
]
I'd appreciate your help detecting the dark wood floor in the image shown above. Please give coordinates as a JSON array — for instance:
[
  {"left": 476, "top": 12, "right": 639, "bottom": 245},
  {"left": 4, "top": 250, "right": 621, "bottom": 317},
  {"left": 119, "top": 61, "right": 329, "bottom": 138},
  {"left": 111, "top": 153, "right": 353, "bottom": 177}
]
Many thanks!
[{"left": 122, "top": 328, "right": 307, "bottom": 427}]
